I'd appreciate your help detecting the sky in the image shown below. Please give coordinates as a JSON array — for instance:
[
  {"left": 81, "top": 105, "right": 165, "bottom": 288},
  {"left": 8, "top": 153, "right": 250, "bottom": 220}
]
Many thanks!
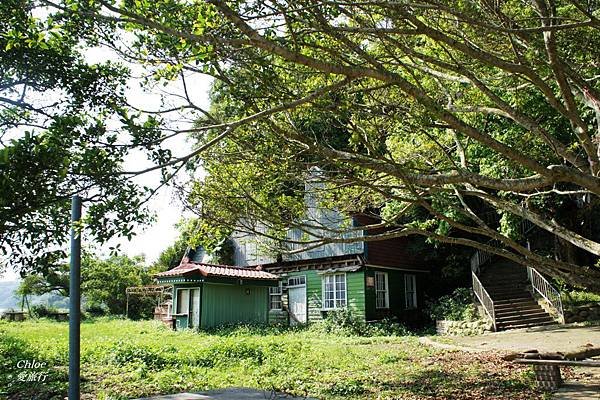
[{"left": 0, "top": 37, "right": 213, "bottom": 282}]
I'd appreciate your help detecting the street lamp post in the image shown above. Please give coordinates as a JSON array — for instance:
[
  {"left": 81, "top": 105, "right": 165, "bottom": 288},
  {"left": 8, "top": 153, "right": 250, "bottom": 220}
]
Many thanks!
[{"left": 68, "top": 195, "right": 81, "bottom": 400}]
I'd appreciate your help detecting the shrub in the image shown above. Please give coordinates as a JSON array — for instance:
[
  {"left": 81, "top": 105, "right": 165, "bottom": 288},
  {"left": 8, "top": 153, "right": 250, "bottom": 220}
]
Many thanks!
[
  {"left": 317, "top": 309, "right": 411, "bottom": 336},
  {"left": 426, "top": 288, "right": 478, "bottom": 321},
  {"left": 366, "top": 318, "right": 412, "bottom": 336},
  {"left": 562, "top": 290, "right": 600, "bottom": 307},
  {"left": 30, "top": 304, "right": 59, "bottom": 319},
  {"left": 86, "top": 304, "right": 109, "bottom": 317},
  {"left": 320, "top": 308, "right": 367, "bottom": 335}
]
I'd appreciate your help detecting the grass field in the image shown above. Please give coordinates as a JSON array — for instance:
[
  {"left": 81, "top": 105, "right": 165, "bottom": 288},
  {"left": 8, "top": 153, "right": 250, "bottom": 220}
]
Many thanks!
[{"left": 0, "top": 318, "right": 543, "bottom": 399}]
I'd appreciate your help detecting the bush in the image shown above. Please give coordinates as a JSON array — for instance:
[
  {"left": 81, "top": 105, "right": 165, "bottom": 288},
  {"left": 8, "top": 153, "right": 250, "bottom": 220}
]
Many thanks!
[
  {"left": 30, "top": 304, "right": 59, "bottom": 319},
  {"left": 86, "top": 303, "right": 109, "bottom": 317},
  {"left": 317, "top": 309, "right": 411, "bottom": 336},
  {"left": 562, "top": 290, "right": 600, "bottom": 307},
  {"left": 426, "top": 288, "right": 478, "bottom": 321}
]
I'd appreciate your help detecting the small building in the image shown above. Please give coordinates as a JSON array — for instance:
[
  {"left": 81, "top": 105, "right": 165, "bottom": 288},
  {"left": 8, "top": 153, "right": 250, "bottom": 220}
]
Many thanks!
[{"left": 155, "top": 261, "right": 279, "bottom": 330}]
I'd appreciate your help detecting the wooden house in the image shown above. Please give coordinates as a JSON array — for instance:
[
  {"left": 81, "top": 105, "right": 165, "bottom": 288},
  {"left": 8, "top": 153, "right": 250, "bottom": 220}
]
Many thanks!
[
  {"left": 246, "top": 222, "right": 429, "bottom": 326},
  {"left": 157, "top": 170, "right": 429, "bottom": 330}
]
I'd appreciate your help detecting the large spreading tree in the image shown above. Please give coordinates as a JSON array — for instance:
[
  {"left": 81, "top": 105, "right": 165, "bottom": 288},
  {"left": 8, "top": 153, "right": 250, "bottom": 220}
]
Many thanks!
[
  {"left": 22, "top": 0, "right": 600, "bottom": 291},
  {"left": 0, "top": 0, "right": 179, "bottom": 275}
]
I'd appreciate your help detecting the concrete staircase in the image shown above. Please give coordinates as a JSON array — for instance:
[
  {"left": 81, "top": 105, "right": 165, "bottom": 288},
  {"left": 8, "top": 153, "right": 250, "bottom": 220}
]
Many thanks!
[{"left": 480, "top": 262, "right": 556, "bottom": 331}]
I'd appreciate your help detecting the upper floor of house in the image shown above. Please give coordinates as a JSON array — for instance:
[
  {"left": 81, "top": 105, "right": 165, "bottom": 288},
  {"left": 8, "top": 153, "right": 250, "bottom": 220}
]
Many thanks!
[
  {"left": 231, "top": 168, "right": 364, "bottom": 267},
  {"left": 228, "top": 169, "right": 427, "bottom": 273}
]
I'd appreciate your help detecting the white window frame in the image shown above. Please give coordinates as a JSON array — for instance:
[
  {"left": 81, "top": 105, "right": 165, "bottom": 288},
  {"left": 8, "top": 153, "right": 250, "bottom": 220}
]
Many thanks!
[
  {"left": 287, "top": 275, "right": 306, "bottom": 287},
  {"left": 269, "top": 282, "right": 283, "bottom": 310},
  {"left": 244, "top": 240, "right": 256, "bottom": 261},
  {"left": 375, "top": 271, "right": 389, "bottom": 309},
  {"left": 404, "top": 274, "right": 417, "bottom": 309},
  {"left": 289, "top": 228, "right": 302, "bottom": 251},
  {"left": 321, "top": 273, "right": 347, "bottom": 310}
]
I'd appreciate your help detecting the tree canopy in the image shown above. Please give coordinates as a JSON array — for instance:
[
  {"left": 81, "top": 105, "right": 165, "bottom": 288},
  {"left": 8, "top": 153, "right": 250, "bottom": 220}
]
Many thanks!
[
  {"left": 11, "top": 1, "right": 600, "bottom": 291},
  {"left": 16, "top": 253, "right": 159, "bottom": 318},
  {"left": 0, "top": 0, "right": 174, "bottom": 275}
]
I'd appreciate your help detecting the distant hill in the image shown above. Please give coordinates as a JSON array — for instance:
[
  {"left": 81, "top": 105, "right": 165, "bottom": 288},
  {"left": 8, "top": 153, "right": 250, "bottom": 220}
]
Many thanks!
[
  {"left": 0, "top": 280, "right": 68, "bottom": 311},
  {"left": 0, "top": 281, "right": 20, "bottom": 310}
]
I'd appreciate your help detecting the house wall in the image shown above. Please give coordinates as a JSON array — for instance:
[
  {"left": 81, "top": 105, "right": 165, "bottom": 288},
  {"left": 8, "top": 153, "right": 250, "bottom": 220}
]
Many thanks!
[
  {"left": 201, "top": 283, "right": 269, "bottom": 328},
  {"left": 283, "top": 221, "right": 364, "bottom": 263},
  {"left": 284, "top": 269, "right": 365, "bottom": 323},
  {"left": 232, "top": 228, "right": 276, "bottom": 267},
  {"left": 354, "top": 214, "right": 429, "bottom": 272},
  {"left": 171, "top": 281, "right": 270, "bottom": 329},
  {"left": 231, "top": 171, "right": 366, "bottom": 267},
  {"left": 364, "top": 267, "right": 426, "bottom": 323}
]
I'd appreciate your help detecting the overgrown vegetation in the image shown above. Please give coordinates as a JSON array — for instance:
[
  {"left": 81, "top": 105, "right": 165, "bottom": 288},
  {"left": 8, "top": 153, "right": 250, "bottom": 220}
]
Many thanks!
[
  {"left": 319, "top": 308, "right": 413, "bottom": 337},
  {"left": 562, "top": 290, "right": 600, "bottom": 307},
  {"left": 0, "top": 319, "right": 541, "bottom": 399},
  {"left": 426, "top": 288, "right": 479, "bottom": 322}
]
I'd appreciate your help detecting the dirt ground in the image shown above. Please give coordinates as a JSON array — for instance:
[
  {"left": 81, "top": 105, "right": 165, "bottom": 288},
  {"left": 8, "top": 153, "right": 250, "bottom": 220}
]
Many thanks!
[
  {"left": 445, "top": 324, "right": 600, "bottom": 354},
  {"left": 432, "top": 324, "right": 600, "bottom": 399}
]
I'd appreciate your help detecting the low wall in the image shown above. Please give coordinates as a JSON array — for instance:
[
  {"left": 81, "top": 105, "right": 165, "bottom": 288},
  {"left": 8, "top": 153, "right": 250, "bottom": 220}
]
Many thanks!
[
  {"left": 436, "top": 319, "right": 493, "bottom": 336},
  {"left": 564, "top": 303, "right": 600, "bottom": 323}
]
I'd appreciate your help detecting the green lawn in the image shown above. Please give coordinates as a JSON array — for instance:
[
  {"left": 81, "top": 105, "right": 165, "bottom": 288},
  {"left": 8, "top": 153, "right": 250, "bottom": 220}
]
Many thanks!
[{"left": 0, "top": 318, "right": 542, "bottom": 399}]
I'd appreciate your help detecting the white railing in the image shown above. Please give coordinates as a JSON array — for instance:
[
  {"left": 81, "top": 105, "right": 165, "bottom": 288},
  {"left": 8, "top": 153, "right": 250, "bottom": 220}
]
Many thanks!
[
  {"left": 470, "top": 249, "right": 493, "bottom": 274},
  {"left": 471, "top": 218, "right": 537, "bottom": 274},
  {"left": 472, "top": 271, "right": 496, "bottom": 331},
  {"left": 528, "top": 267, "right": 564, "bottom": 323}
]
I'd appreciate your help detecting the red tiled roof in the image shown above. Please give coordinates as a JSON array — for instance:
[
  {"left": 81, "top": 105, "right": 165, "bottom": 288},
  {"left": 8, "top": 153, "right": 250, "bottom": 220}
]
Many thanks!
[{"left": 156, "top": 262, "right": 279, "bottom": 280}]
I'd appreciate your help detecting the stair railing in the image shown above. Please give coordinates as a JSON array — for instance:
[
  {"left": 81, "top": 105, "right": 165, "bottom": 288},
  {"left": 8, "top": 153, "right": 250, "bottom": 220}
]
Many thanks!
[
  {"left": 471, "top": 218, "right": 537, "bottom": 275},
  {"left": 472, "top": 271, "right": 496, "bottom": 331},
  {"left": 527, "top": 267, "right": 565, "bottom": 324},
  {"left": 470, "top": 248, "right": 493, "bottom": 275}
]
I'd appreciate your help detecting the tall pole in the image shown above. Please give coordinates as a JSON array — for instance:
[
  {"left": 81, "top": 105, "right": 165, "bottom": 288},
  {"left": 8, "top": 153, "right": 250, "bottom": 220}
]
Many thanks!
[{"left": 69, "top": 195, "right": 82, "bottom": 400}]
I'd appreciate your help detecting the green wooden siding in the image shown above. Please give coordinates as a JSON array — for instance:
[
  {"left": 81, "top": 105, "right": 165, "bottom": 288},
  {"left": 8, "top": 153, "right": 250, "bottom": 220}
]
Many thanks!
[
  {"left": 346, "top": 271, "right": 365, "bottom": 319},
  {"left": 285, "top": 270, "right": 365, "bottom": 323},
  {"left": 200, "top": 283, "right": 268, "bottom": 328},
  {"left": 172, "top": 282, "right": 270, "bottom": 329}
]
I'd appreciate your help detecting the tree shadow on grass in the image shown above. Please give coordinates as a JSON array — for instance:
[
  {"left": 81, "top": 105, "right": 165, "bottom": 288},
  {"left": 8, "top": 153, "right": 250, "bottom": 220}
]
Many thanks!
[
  {"left": 364, "top": 351, "right": 545, "bottom": 400},
  {"left": 382, "top": 369, "right": 541, "bottom": 399}
]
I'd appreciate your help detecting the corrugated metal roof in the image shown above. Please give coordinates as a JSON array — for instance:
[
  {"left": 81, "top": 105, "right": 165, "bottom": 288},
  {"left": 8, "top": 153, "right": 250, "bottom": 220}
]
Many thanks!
[{"left": 156, "top": 262, "right": 279, "bottom": 280}]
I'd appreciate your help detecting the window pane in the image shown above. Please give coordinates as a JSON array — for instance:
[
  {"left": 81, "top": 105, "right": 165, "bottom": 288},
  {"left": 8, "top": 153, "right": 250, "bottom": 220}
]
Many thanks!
[
  {"left": 376, "top": 292, "right": 385, "bottom": 308},
  {"left": 405, "top": 274, "right": 417, "bottom": 309},
  {"left": 270, "top": 294, "right": 282, "bottom": 310},
  {"left": 375, "top": 272, "right": 388, "bottom": 309},
  {"left": 177, "top": 289, "right": 189, "bottom": 314}
]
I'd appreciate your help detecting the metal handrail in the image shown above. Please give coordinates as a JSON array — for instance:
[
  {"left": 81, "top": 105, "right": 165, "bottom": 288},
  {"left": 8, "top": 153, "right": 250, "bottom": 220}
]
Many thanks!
[
  {"left": 472, "top": 271, "right": 496, "bottom": 331},
  {"left": 471, "top": 218, "right": 537, "bottom": 274},
  {"left": 470, "top": 249, "right": 492, "bottom": 274},
  {"left": 528, "top": 267, "right": 564, "bottom": 323}
]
